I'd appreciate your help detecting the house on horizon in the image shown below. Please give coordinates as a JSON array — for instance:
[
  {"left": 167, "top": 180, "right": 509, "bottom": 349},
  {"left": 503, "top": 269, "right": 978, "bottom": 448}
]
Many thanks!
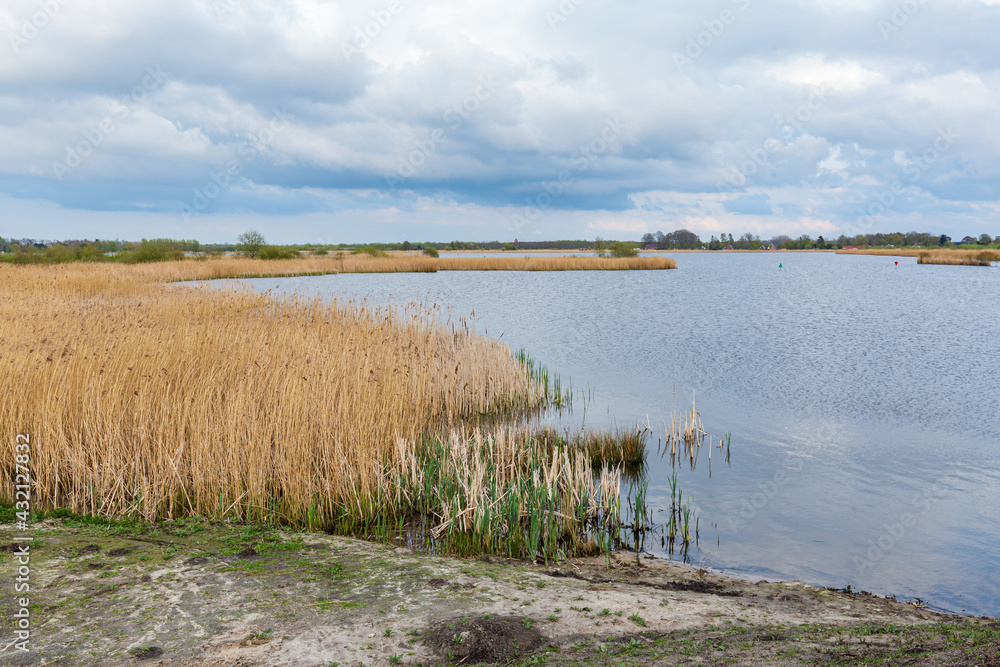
[
  {"left": 644, "top": 244, "right": 657, "bottom": 250},
  {"left": 958, "top": 236, "right": 976, "bottom": 245},
  {"left": 723, "top": 245, "right": 734, "bottom": 250}
]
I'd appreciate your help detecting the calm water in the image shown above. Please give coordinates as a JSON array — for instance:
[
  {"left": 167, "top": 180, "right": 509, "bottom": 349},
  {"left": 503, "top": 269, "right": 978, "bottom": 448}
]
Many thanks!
[{"left": 232, "top": 253, "right": 1000, "bottom": 616}]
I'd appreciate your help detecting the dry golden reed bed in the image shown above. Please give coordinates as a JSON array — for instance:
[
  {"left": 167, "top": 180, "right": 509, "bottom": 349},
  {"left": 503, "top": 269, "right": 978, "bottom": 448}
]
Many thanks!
[
  {"left": 0, "top": 262, "right": 550, "bottom": 526},
  {"left": 917, "top": 249, "right": 999, "bottom": 266},
  {"left": 838, "top": 248, "right": 999, "bottom": 265},
  {"left": 145, "top": 253, "right": 676, "bottom": 282},
  {"left": 1, "top": 256, "right": 663, "bottom": 551}
]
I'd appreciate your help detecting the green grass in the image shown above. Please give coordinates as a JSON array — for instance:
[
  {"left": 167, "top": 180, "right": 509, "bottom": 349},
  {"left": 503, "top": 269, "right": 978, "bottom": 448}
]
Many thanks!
[
  {"left": 628, "top": 613, "right": 647, "bottom": 627},
  {"left": 505, "top": 620, "right": 1000, "bottom": 666}
]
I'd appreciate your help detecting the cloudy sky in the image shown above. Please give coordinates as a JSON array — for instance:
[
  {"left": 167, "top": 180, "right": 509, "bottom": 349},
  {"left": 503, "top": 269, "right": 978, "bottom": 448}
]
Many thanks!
[{"left": 1, "top": 0, "right": 998, "bottom": 243}]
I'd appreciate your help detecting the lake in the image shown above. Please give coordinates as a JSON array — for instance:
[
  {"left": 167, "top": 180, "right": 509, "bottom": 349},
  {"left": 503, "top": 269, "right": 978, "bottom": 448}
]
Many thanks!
[{"left": 230, "top": 252, "right": 1000, "bottom": 616}]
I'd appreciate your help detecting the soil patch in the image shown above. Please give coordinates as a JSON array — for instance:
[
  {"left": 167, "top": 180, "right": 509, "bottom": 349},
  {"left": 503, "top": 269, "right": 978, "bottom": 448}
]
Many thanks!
[
  {"left": 544, "top": 567, "right": 741, "bottom": 596},
  {"left": 129, "top": 646, "right": 163, "bottom": 660},
  {"left": 424, "top": 615, "right": 546, "bottom": 664}
]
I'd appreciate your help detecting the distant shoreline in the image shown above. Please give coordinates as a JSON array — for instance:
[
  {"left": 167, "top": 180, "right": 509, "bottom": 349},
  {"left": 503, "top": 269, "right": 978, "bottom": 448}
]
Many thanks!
[{"left": 389, "top": 248, "right": 839, "bottom": 254}]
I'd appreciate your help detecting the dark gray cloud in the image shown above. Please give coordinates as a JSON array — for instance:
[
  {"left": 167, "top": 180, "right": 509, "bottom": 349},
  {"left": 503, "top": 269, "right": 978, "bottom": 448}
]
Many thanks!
[{"left": 1, "top": 0, "right": 998, "bottom": 241}]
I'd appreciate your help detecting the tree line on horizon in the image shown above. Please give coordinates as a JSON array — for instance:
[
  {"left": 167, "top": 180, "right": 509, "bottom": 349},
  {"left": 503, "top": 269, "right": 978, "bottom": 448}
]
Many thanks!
[
  {"left": 642, "top": 230, "right": 1000, "bottom": 251},
  {"left": 3, "top": 228, "right": 998, "bottom": 264}
]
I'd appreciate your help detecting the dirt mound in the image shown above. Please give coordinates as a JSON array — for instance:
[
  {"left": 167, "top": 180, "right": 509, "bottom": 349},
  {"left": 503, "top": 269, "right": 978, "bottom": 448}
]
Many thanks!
[{"left": 424, "top": 616, "right": 546, "bottom": 664}]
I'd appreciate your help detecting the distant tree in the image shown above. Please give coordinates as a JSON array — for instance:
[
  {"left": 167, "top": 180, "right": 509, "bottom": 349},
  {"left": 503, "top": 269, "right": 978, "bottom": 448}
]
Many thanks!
[
  {"left": 402, "top": 240, "right": 412, "bottom": 251},
  {"left": 501, "top": 243, "right": 516, "bottom": 251},
  {"left": 978, "top": 233, "right": 992, "bottom": 245},
  {"left": 609, "top": 241, "right": 638, "bottom": 258},
  {"left": 640, "top": 232, "right": 657, "bottom": 245},
  {"left": 939, "top": 234, "right": 950, "bottom": 246},
  {"left": 353, "top": 245, "right": 386, "bottom": 257},
  {"left": 593, "top": 237, "right": 608, "bottom": 257},
  {"left": 905, "top": 231, "right": 935, "bottom": 247},
  {"left": 237, "top": 229, "right": 266, "bottom": 258},
  {"left": 884, "top": 232, "right": 905, "bottom": 247},
  {"left": 735, "top": 232, "right": 761, "bottom": 250},
  {"left": 655, "top": 229, "right": 700, "bottom": 250},
  {"left": 258, "top": 245, "right": 299, "bottom": 259},
  {"left": 423, "top": 246, "right": 439, "bottom": 258}
]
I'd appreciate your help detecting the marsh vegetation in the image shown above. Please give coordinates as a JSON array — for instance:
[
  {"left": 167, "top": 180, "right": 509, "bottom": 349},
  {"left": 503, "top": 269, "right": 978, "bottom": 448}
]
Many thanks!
[
  {"left": 0, "top": 259, "right": 679, "bottom": 563},
  {"left": 839, "top": 247, "right": 1000, "bottom": 266}
]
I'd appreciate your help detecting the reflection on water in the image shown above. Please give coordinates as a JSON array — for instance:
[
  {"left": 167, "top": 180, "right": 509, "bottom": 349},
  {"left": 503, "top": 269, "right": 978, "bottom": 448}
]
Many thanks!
[{"left": 228, "top": 252, "right": 1000, "bottom": 616}]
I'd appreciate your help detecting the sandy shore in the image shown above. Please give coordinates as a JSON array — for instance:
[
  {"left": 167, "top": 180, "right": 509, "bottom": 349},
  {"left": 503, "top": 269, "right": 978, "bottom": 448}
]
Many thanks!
[{"left": 1, "top": 517, "right": 996, "bottom": 666}]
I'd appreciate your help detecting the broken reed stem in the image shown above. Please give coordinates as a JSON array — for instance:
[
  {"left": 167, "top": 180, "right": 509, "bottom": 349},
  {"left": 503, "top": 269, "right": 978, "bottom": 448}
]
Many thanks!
[{"left": 655, "top": 395, "right": 711, "bottom": 467}]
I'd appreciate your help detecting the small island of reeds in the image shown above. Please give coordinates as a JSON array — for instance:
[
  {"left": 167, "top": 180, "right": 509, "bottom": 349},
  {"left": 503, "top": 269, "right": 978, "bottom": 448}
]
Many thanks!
[{"left": 838, "top": 247, "right": 999, "bottom": 266}]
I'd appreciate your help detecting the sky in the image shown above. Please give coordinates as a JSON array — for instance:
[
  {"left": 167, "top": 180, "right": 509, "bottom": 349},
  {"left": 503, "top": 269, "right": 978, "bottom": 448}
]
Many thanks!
[{"left": 1, "top": 0, "right": 998, "bottom": 244}]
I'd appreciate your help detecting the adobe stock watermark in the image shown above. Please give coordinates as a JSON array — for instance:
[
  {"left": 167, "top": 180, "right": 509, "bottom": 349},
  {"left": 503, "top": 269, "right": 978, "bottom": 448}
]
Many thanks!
[
  {"left": 8, "top": 0, "right": 69, "bottom": 54},
  {"left": 340, "top": 0, "right": 403, "bottom": 63},
  {"left": 12, "top": 433, "right": 33, "bottom": 653},
  {"left": 509, "top": 116, "right": 627, "bottom": 231},
  {"left": 52, "top": 66, "right": 169, "bottom": 181},
  {"left": 851, "top": 127, "right": 959, "bottom": 233},
  {"left": 546, "top": 0, "right": 587, "bottom": 29},
  {"left": 877, "top": 0, "right": 926, "bottom": 41},
  {"left": 384, "top": 75, "right": 501, "bottom": 189},
  {"left": 717, "top": 85, "right": 831, "bottom": 193},
  {"left": 852, "top": 474, "right": 958, "bottom": 576},
  {"left": 673, "top": 0, "right": 752, "bottom": 73},
  {"left": 179, "top": 109, "right": 294, "bottom": 223},
  {"left": 724, "top": 452, "right": 805, "bottom": 533}
]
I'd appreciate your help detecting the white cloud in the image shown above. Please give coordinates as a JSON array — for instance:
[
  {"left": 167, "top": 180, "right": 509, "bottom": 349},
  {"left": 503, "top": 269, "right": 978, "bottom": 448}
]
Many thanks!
[
  {"left": 0, "top": 0, "right": 998, "bottom": 241},
  {"left": 767, "top": 54, "right": 887, "bottom": 92}
]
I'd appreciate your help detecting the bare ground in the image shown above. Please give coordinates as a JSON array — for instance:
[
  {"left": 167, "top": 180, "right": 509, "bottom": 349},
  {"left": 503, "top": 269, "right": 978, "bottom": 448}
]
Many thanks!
[{"left": 1, "top": 516, "right": 997, "bottom": 666}]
